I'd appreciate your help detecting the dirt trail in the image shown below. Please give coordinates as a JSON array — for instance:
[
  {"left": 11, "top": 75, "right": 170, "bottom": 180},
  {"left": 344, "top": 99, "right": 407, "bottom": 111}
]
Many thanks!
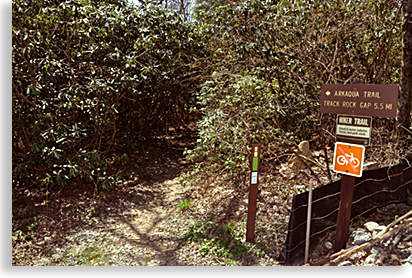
[
  {"left": 92, "top": 176, "right": 188, "bottom": 266},
  {"left": 12, "top": 129, "right": 198, "bottom": 266}
]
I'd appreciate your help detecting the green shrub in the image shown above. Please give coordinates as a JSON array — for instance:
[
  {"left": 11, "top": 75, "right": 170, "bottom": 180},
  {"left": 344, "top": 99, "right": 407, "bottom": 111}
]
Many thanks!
[
  {"left": 183, "top": 0, "right": 403, "bottom": 188},
  {"left": 182, "top": 219, "right": 249, "bottom": 262},
  {"left": 184, "top": 72, "right": 286, "bottom": 187},
  {"left": 181, "top": 219, "right": 217, "bottom": 243},
  {"left": 12, "top": 0, "right": 209, "bottom": 190},
  {"left": 178, "top": 199, "right": 192, "bottom": 211}
]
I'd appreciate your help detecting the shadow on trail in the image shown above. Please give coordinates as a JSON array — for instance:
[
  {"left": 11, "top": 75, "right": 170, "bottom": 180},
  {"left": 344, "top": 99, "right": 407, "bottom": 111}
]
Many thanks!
[{"left": 12, "top": 127, "right": 198, "bottom": 265}]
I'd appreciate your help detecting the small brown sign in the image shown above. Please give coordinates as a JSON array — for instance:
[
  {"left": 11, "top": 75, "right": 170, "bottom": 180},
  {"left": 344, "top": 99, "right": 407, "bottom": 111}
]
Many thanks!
[
  {"left": 320, "top": 84, "right": 399, "bottom": 118},
  {"left": 336, "top": 115, "right": 372, "bottom": 146}
]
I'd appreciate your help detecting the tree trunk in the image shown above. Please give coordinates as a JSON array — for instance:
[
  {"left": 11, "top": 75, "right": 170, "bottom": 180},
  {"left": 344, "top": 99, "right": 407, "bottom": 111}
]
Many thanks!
[{"left": 398, "top": 0, "right": 412, "bottom": 133}]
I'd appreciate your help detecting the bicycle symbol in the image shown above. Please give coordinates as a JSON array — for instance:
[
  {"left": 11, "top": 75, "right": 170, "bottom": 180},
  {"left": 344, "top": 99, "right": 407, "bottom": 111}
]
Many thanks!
[{"left": 337, "top": 153, "right": 360, "bottom": 168}]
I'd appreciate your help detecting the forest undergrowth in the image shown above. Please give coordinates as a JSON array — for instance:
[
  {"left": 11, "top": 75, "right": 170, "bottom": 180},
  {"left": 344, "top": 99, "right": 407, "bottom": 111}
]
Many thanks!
[{"left": 12, "top": 0, "right": 412, "bottom": 266}]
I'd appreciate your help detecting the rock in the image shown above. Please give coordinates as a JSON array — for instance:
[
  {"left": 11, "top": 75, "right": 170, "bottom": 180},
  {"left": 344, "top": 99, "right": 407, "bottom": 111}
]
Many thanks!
[
  {"left": 403, "top": 234, "right": 412, "bottom": 242},
  {"left": 352, "top": 229, "right": 372, "bottom": 245},
  {"left": 350, "top": 253, "right": 359, "bottom": 260},
  {"left": 338, "top": 261, "right": 353, "bottom": 266},
  {"left": 324, "top": 241, "right": 333, "bottom": 250},
  {"left": 397, "top": 242, "right": 407, "bottom": 249},
  {"left": 288, "top": 141, "right": 313, "bottom": 170},
  {"left": 370, "top": 246, "right": 382, "bottom": 254},
  {"left": 371, "top": 226, "right": 386, "bottom": 237},
  {"left": 364, "top": 254, "right": 378, "bottom": 264},
  {"left": 390, "top": 254, "right": 399, "bottom": 261},
  {"left": 375, "top": 225, "right": 386, "bottom": 232},
  {"left": 403, "top": 254, "right": 412, "bottom": 264},
  {"left": 393, "top": 233, "right": 402, "bottom": 245},
  {"left": 364, "top": 221, "right": 380, "bottom": 232},
  {"left": 402, "top": 262, "right": 412, "bottom": 266}
]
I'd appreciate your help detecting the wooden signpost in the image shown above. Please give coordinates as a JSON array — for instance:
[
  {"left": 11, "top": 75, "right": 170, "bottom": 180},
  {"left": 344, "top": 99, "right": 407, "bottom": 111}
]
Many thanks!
[
  {"left": 246, "top": 144, "right": 261, "bottom": 242},
  {"left": 332, "top": 142, "right": 365, "bottom": 252},
  {"left": 320, "top": 82, "right": 399, "bottom": 253}
]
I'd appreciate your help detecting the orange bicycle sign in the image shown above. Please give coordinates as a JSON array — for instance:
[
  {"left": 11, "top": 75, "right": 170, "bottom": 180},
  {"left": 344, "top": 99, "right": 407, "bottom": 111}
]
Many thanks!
[{"left": 333, "top": 142, "right": 365, "bottom": 177}]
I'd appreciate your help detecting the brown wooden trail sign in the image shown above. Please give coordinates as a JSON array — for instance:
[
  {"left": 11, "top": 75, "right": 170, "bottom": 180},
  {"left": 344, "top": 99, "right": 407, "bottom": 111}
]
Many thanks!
[
  {"left": 319, "top": 82, "right": 400, "bottom": 253},
  {"left": 320, "top": 84, "right": 399, "bottom": 118}
]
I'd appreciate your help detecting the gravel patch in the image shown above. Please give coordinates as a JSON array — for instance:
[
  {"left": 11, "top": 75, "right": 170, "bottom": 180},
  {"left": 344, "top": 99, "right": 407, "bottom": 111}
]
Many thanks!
[{"left": 308, "top": 203, "right": 412, "bottom": 266}]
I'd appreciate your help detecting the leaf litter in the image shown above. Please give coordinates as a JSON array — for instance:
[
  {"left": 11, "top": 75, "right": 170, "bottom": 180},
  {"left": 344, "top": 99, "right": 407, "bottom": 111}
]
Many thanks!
[{"left": 12, "top": 127, "right": 412, "bottom": 265}]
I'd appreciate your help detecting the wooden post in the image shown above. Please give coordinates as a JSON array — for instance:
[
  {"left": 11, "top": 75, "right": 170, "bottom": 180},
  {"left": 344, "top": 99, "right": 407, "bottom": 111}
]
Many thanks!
[
  {"left": 334, "top": 174, "right": 356, "bottom": 252},
  {"left": 246, "top": 144, "right": 261, "bottom": 243},
  {"left": 334, "top": 79, "right": 362, "bottom": 253}
]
